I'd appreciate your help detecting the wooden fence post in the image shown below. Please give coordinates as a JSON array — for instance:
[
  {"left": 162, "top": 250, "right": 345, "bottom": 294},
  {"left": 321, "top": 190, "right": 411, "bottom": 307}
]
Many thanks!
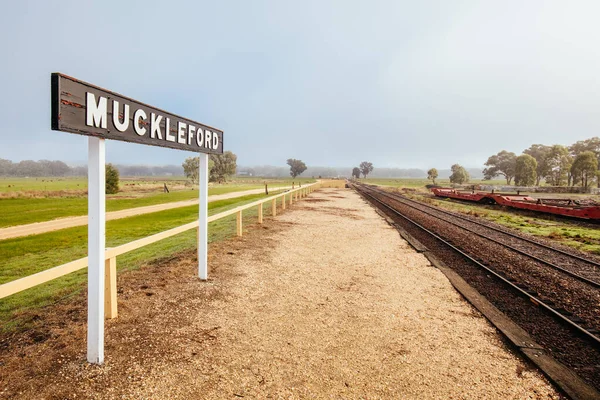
[
  {"left": 104, "top": 257, "right": 117, "bottom": 319},
  {"left": 282, "top": 194, "right": 286, "bottom": 210},
  {"left": 236, "top": 210, "right": 243, "bottom": 236},
  {"left": 258, "top": 202, "right": 263, "bottom": 224},
  {"left": 272, "top": 198, "right": 277, "bottom": 216},
  {"left": 290, "top": 192, "right": 293, "bottom": 205}
]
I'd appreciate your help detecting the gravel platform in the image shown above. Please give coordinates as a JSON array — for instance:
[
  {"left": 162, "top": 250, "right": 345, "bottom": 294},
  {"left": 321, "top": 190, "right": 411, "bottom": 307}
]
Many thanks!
[{"left": 0, "top": 188, "right": 560, "bottom": 399}]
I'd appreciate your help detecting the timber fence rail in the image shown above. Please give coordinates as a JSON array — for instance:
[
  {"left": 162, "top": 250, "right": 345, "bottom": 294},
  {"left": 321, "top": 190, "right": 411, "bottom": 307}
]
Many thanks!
[{"left": 0, "top": 182, "right": 322, "bottom": 318}]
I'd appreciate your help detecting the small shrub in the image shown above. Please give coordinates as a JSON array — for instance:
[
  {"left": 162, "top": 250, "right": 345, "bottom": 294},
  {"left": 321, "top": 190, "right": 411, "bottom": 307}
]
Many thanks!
[{"left": 106, "top": 164, "right": 120, "bottom": 194}]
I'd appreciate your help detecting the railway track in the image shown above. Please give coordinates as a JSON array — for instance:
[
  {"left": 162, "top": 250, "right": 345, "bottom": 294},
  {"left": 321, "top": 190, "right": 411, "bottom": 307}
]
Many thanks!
[
  {"left": 352, "top": 183, "right": 600, "bottom": 392},
  {"left": 382, "top": 189, "right": 600, "bottom": 288}
]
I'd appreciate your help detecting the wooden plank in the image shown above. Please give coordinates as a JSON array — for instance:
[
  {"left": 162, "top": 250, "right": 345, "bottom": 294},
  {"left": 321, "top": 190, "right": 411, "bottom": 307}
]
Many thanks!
[
  {"left": 258, "top": 203, "right": 263, "bottom": 224},
  {"left": 236, "top": 210, "right": 243, "bottom": 236},
  {"left": 0, "top": 183, "right": 320, "bottom": 300},
  {"left": 106, "top": 221, "right": 198, "bottom": 258},
  {"left": 0, "top": 257, "right": 88, "bottom": 299},
  {"left": 104, "top": 257, "right": 117, "bottom": 319},
  {"left": 520, "top": 348, "right": 600, "bottom": 400}
]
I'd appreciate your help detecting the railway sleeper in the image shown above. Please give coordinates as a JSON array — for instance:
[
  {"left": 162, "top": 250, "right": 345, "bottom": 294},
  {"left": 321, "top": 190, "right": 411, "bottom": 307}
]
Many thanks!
[{"left": 555, "top": 307, "right": 574, "bottom": 317}]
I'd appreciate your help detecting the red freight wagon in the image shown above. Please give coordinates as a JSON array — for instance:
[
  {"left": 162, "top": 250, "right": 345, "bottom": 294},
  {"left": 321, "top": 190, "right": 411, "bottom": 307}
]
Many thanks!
[{"left": 431, "top": 188, "right": 600, "bottom": 220}]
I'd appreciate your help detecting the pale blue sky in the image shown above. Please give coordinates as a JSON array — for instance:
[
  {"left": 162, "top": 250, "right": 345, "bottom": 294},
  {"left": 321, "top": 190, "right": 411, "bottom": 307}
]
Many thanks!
[{"left": 1, "top": 1, "right": 599, "bottom": 169}]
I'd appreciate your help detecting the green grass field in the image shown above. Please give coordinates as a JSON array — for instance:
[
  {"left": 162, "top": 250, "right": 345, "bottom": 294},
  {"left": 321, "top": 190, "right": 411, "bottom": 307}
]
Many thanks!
[
  {"left": 0, "top": 177, "right": 87, "bottom": 193},
  {"left": 0, "top": 190, "right": 287, "bottom": 332},
  {"left": 0, "top": 177, "right": 313, "bottom": 228},
  {"left": 0, "top": 176, "right": 315, "bottom": 194}
]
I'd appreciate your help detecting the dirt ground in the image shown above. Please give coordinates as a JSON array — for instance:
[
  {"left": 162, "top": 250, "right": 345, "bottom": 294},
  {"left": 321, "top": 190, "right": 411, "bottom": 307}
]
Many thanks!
[{"left": 0, "top": 189, "right": 560, "bottom": 399}]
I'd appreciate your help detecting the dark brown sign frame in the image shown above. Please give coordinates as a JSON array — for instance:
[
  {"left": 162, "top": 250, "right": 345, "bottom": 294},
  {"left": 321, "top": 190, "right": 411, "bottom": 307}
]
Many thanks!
[{"left": 51, "top": 73, "right": 224, "bottom": 154}]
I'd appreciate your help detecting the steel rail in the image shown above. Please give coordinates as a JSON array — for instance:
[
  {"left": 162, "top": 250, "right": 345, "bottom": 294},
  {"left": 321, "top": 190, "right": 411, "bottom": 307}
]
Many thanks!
[
  {"left": 354, "top": 184, "right": 600, "bottom": 347},
  {"left": 418, "top": 188, "right": 600, "bottom": 268},
  {"left": 361, "top": 185, "right": 600, "bottom": 289}
]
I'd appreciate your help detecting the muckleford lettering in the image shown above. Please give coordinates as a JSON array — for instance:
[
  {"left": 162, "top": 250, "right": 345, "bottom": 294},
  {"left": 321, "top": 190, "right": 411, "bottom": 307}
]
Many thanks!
[
  {"left": 112, "top": 101, "right": 130, "bottom": 132},
  {"left": 187, "top": 124, "right": 196, "bottom": 145},
  {"left": 134, "top": 109, "right": 147, "bottom": 136},
  {"left": 165, "top": 118, "right": 176, "bottom": 142},
  {"left": 52, "top": 73, "right": 223, "bottom": 154},
  {"left": 196, "top": 128, "right": 204, "bottom": 147},
  {"left": 205, "top": 130, "right": 212, "bottom": 149},
  {"left": 150, "top": 113, "right": 163, "bottom": 139},
  {"left": 177, "top": 122, "right": 187, "bottom": 144},
  {"left": 86, "top": 93, "right": 107, "bottom": 129}
]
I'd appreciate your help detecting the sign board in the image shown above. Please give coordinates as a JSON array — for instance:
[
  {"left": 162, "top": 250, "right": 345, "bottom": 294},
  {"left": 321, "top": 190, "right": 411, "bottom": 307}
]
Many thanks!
[
  {"left": 51, "top": 73, "right": 223, "bottom": 153},
  {"left": 50, "top": 73, "right": 217, "bottom": 364}
]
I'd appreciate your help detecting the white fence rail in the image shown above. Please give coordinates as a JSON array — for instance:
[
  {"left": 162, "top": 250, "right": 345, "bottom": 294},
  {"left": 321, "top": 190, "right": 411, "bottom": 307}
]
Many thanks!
[{"left": 0, "top": 182, "right": 321, "bottom": 318}]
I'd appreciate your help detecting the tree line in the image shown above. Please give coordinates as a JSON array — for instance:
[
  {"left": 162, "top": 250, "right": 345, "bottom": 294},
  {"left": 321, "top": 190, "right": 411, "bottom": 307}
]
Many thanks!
[
  {"left": 0, "top": 159, "right": 85, "bottom": 177},
  {"left": 0, "top": 158, "right": 184, "bottom": 177},
  {"left": 351, "top": 162, "right": 374, "bottom": 179},
  {"left": 182, "top": 153, "right": 311, "bottom": 183},
  {"left": 481, "top": 137, "right": 600, "bottom": 188},
  {"left": 426, "top": 165, "right": 470, "bottom": 185}
]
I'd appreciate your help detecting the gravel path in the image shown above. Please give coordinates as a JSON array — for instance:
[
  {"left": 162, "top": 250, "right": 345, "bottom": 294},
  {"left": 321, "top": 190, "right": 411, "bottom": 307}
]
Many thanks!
[
  {"left": 0, "top": 186, "right": 291, "bottom": 240},
  {"left": 0, "top": 188, "right": 559, "bottom": 399}
]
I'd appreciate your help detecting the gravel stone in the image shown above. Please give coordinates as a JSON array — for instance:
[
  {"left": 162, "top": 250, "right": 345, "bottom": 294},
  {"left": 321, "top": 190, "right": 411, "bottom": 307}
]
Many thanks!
[{"left": 0, "top": 188, "right": 560, "bottom": 399}]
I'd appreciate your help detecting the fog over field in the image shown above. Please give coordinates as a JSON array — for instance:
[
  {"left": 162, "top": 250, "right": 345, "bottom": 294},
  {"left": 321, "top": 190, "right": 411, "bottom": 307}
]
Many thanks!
[{"left": 1, "top": 1, "right": 599, "bottom": 170}]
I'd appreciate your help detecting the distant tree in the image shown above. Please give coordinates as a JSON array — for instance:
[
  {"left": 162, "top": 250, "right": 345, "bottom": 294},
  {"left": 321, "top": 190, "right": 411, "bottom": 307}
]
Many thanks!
[
  {"left": 569, "top": 137, "right": 600, "bottom": 187},
  {"left": 210, "top": 151, "right": 237, "bottom": 183},
  {"left": 523, "top": 144, "right": 551, "bottom": 186},
  {"left": 287, "top": 158, "right": 307, "bottom": 178},
  {"left": 514, "top": 154, "right": 537, "bottom": 186},
  {"left": 570, "top": 137, "right": 600, "bottom": 158},
  {"left": 15, "top": 160, "right": 44, "bottom": 177},
  {"left": 71, "top": 165, "right": 88, "bottom": 177},
  {"left": 0, "top": 159, "right": 13, "bottom": 176},
  {"left": 352, "top": 167, "right": 361, "bottom": 179},
  {"left": 570, "top": 151, "right": 598, "bottom": 189},
  {"left": 449, "top": 164, "right": 470, "bottom": 185},
  {"left": 545, "top": 145, "right": 572, "bottom": 186},
  {"left": 359, "top": 161, "right": 374, "bottom": 178},
  {"left": 183, "top": 156, "right": 216, "bottom": 184},
  {"left": 427, "top": 168, "right": 438, "bottom": 185},
  {"left": 182, "top": 157, "right": 199, "bottom": 184},
  {"left": 105, "top": 164, "right": 120, "bottom": 194},
  {"left": 37, "top": 159, "right": 70, "bottom": 176},
  {"left": 482, "top": 150, "right": 517, "bottom": 184}
]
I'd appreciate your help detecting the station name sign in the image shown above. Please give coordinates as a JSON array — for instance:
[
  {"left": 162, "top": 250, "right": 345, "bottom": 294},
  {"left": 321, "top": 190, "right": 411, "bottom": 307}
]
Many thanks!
[{"left": 51, "top": 73, "right": 223, "bottom": 153}]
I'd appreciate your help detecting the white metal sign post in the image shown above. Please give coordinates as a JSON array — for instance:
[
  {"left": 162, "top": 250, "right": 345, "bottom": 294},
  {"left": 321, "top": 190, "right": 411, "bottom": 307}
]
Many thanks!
[
  {"left": 198, "top": 153, "right": 209, "bottom": 280},
  {"left": 51, "top": 73, "right": 223, "bottom": 363},
  {"left": 87, "top": 137, "right": 106, "bottom": 363}
]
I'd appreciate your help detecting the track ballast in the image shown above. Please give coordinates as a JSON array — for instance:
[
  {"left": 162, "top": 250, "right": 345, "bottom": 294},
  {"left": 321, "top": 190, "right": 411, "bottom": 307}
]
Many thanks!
[{"left": 353, "top": 183, "right": 600, "bottom": 392}]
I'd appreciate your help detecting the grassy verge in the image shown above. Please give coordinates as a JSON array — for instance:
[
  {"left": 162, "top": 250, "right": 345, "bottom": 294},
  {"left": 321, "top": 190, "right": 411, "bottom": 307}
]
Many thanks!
[
  {"left": 401, "top": 191, "right": 600, "bottom": 255},
  {"left": 0, "top": 190, "right": 284, "bottom": 332},
  {"left": 0, "top": 184, "right": 271, "bottom": 228}
]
